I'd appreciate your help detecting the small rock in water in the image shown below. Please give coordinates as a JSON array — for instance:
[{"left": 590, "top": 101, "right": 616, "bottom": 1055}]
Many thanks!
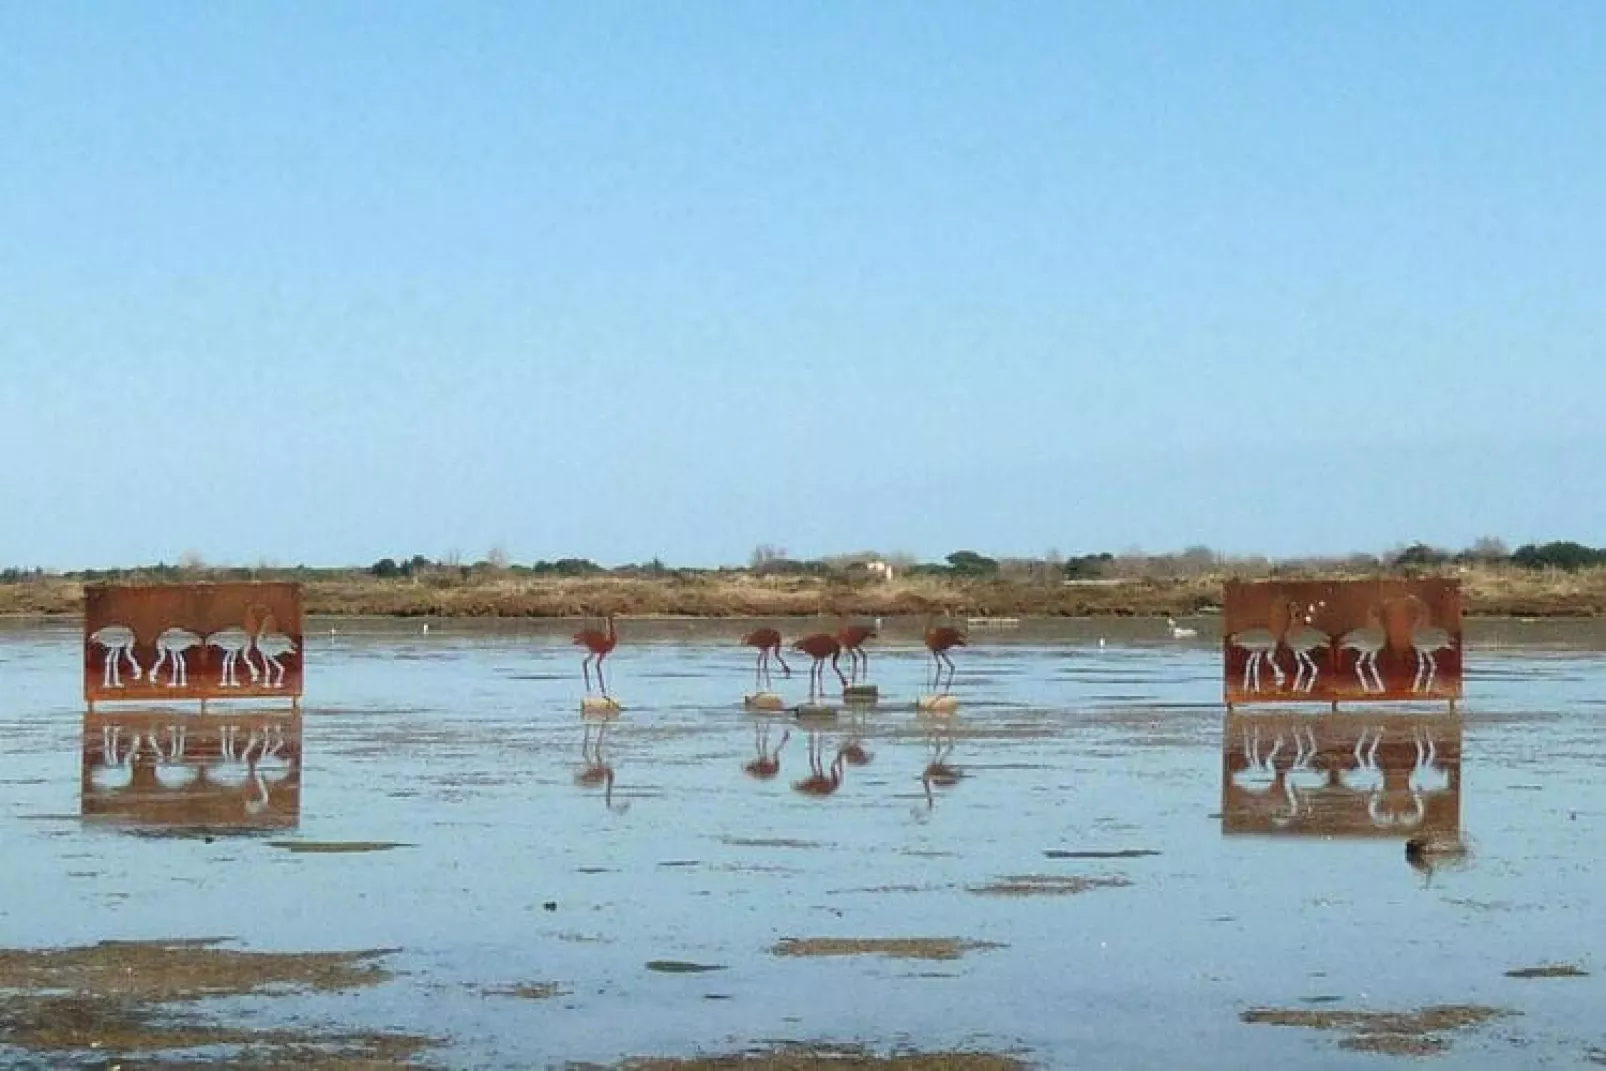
[
  {"left": 543, "top": 901, "right": 557, "bottom": 912},
  {"left": 646, "top": 960, "right": 727, "bottom": 974}
]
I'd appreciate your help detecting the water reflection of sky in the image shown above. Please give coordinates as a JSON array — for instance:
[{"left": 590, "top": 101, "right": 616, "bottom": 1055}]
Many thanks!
[{"left": 0, "top": 617, "right": 1602, "bottom": 1066}]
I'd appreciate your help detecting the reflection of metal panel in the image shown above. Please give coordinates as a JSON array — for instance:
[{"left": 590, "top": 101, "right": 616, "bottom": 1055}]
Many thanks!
[
  {"left": 1223, "top": 579, "right": 1462, "bottom": 706},
  {"left": 80, "top": 709, "right": 302, "bottom": 835},
  {"left": 1220, "top": 711, "right": 1460, "bottom": 838},
  {"left": 83, "top": 583, "right": 303, "bottom": 704}
]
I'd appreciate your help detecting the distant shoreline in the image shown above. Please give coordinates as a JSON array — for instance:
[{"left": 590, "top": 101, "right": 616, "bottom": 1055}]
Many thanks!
[{"left": 2, "top": 567, "right": 1602, "bottom": 620}]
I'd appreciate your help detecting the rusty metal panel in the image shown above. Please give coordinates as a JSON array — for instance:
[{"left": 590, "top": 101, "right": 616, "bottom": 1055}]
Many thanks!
[
  {"left": 80, "top": 709, "right": 301, "bottom": 834},
  {"left": 83, "top": 582, "right": 303, "bottom": 704},
  {"left": 1221, "top": 711, "right": 1460, "bottom": 838},
  {"left": 1223, "top": 578, "right": 1462, "bottom": 705}
]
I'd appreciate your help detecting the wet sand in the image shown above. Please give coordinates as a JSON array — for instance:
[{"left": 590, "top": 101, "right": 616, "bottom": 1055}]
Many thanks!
[{"left": 0, "top": 616, "right": 1602, "bottom": 1066}]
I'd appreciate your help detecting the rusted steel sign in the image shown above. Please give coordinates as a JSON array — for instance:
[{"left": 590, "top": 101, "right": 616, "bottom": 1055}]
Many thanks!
[
  {"left": 1221, "top": 711, "right": 1460, "bottom": 838},
  {"left": 1223, "top": 578, "right": 1462, "bottom": 706},
  {"left": 84, "top": 583, "right": 303, "bottom": 704},
  {"left": 80, "top": 709, "right": 302, "bottom": 833}
]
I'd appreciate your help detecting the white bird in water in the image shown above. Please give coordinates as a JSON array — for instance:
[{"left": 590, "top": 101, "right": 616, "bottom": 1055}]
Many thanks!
[{"left": 1167, "top": 617, "right": 1198, "bottom": 640}]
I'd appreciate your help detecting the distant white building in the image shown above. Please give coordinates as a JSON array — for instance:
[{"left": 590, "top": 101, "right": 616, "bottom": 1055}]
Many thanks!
[{"left": 863, "top": 560, "right": 894, "bottom": 581}]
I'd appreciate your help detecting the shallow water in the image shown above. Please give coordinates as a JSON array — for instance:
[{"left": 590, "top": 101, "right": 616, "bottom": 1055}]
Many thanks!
[{"left": 1, "top": 615, "right": 1603, "bottom": 1068}]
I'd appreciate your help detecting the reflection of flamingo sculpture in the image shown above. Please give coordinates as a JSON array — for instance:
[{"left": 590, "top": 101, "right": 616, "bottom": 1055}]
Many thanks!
[
  {"left": 923, "top": 616, "right": 966, "bottom": 693},
  {"left": 1228, "top": 600, "right": 1292, "bottom": 693},
  {"left": 254, "top": 723, "right": 295, "bottom": 785},
  {"left": 91, "top": 726, "right": 138, "bottom": 790},
  {"left": 244, "top": 759, "right": 272, "bottom": 817},
  {"left": 1341, "top": 727, "right": 1384, "bottom": 795},
  {"left": 573, "top": 614, "right": 619, "bottom": 697},
  {"left": 1367, "top": 742, "right": 1424, "bottom": 830},
  {"left": 1284, "top": 724, "right": 1327, "bottom": 803},
  {"left": 792, "top": 632, "right": 846, "bottom": 700},
  {"left": 1225, "top": 722, "right": 1304, "bottom": 828},
  {"left": 743, "top": 721, "right": 790, "bottom": 780},
  {"left": 150, "top": 726, "right": 198, "bottom": 788},
  {"left": 575, "top": 715, "right": 629, "bottom": 813},
  {"left": 1338, "top": 606, "right": 1386, "bottom": 693},
  {"left": 1232, "top": 726, "right": 1283, "bottom": 791},
  {"left": 1284, "top": 604, "right": 1330, "bottom": 693},
  {"left": 208, "top": 725, "right": 259, "bottom": 788},
  {"left": 919, "top": 721, "right": 962, "bottom": 811},
  {"left": 1409, "top": 728, "right": 1451, "bottom": 793},
  {"left": 835, "top": 619, "right": 877, "bottom": 683},
  {"left": 149, "top": 628, "right": 204, "bottom": 688},
  {"left": 791, "top": 732, "right": 845, "bottom": 798},
  {"left": 740, "top": 627, "right": 791, "bottom": 691},
  {"left": 838, "top": 707, "right": 873, "bottom": 768},
  {"left": 89, "top": 625, "right": 142, "bottom": 688}
]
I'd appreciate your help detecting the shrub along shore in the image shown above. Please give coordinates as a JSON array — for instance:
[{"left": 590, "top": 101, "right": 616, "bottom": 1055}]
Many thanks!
[{"left": 2, "top": 564, "right": 1604, "bottom": 619}]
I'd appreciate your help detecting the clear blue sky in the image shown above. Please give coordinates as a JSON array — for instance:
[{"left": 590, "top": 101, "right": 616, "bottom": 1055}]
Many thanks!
[{"left": 3, "top": 3, "right": 1602, "bottom": 570}]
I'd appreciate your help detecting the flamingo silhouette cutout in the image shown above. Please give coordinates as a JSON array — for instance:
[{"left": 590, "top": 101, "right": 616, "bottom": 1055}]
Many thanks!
[
  {"left": 1337, "top": 606, "right": 1386, "bottom": 693},
  {"left": 89, "top": 625, "right": 143, "bottom": 688},
  {"left": 1228, "top": 600, "right": 1293, "bottom": 693},
  {"left": 149, "top": 627, "right": 204, "bottom": 688},
  {"left": 740, "top": 627, "right": 791, "bottom": 692},
  {"left": 835, "top": 618, "right": 878, "bottom": 683},
  {"left": 1284, "top": 603, "right": 1330, "bottom": 693},
  {"left": 792, "top": 632, "right": 846, "bottom": 701},
  {"left": 208, "top": 606, "right": 266, "bottom": 689},
  {"left": 573, "top": 614, "right": 619, "bottom": 697},
  {"left": 252, "top": 612, "right": 297, "bottom": 689},
  {"left": 1402, "top": 596, "right": 1456, "bottom": 693},
  {"left": 923, "top": 616, "right": 967, "bottom": 693}
]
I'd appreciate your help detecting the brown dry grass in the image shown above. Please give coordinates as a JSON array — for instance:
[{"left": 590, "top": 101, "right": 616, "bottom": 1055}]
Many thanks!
[
  {"left": 7, "top": 563, "right": 1606, "bottom": 618},
  {"left": 268, "top": 840, "right": 411, "bottom": 853},
  {"left": 771, "top": 938, "right": 1003, "bottom": 961},
  {"left": 968, "top": 874, "right": 1132, "bottom": 897},
  {"left": 481, "top": 981, "right": 568, "bottom": 999},
  {"left": 1504, "top": 964, "right": 1589, "bottom": 979},
  {"left": 0, "top": 939, "right": 396, "bottom": 1001},
  {"left": 1241, "top": 1003, "right": 1507, "bottom": 1056},
  {"left": 619, "top": 1045, "right": 1028, "bottom": 1069},
  {"left": 0, "top": 939, "right": 430, "bottom": 1064}
]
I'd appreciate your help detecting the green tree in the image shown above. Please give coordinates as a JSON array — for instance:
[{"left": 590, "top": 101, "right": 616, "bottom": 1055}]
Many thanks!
[{"left": 945, "top": 550, "right": 999, "bottom": 577}]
